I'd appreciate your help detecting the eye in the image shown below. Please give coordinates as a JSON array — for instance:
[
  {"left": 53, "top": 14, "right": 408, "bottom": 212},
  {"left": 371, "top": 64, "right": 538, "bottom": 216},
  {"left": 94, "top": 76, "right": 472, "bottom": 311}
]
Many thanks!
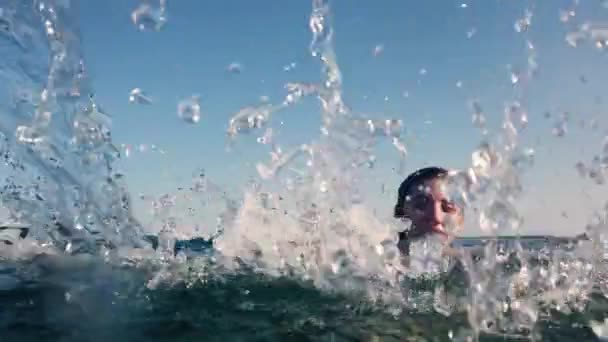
[{"left": 441, "top": 199, "right": 457, "bottom": 213}]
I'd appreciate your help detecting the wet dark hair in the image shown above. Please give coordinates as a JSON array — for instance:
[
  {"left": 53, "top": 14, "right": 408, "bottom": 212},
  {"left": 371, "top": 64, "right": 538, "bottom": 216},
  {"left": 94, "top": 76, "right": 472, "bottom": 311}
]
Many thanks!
[{"left": 394, "top": 166, "right": 448, "bottom": 219}]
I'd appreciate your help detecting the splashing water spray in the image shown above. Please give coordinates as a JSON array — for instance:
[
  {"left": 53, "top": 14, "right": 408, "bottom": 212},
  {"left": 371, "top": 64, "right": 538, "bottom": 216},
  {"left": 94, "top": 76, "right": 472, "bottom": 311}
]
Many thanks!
[
  {"left": 1, "top": 0, "right": 608, "bottom": 341},
  {"left": 217, "top": 0, "right": 409, "bottom": 302},
  {"left": 0, "top": 0, "right": 149, "bottom": 256}
]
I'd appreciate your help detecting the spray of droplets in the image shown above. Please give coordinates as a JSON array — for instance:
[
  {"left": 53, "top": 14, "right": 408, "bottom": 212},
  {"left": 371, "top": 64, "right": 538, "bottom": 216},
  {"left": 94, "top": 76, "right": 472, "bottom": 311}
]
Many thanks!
[
  {"left": 0, "top": 0, "right": 148, "bottom": 254},
  {"left": 1, "top": 1, "right": 608, "bottom": 340},
  {"left": 217, "top": 0, "right": 411, "bottom": 303},
  {"left": 131, "top": 0, "right": 167, "bottom": 32},
  {"left": 177, "top": 95, "right": 201, "bottom": 124}
]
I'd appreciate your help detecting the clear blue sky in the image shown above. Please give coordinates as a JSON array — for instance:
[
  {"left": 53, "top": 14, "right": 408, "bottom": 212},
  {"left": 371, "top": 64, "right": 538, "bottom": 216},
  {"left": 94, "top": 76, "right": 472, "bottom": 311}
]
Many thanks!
[{"left": 77, "top": 1, "right": 608, "bottom": 236}]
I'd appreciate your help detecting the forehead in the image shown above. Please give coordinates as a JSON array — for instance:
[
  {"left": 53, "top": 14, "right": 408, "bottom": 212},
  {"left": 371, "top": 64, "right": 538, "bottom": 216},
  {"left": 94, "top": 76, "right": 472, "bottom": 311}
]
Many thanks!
[{"left": 409, "top": 178, "right": 446, "bottom": 197}]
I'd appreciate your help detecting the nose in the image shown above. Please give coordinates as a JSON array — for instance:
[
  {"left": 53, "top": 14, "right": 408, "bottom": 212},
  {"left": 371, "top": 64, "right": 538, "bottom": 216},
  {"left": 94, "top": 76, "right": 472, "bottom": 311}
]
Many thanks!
[{"left": 429, "top": 200, "right": 444, "bottom": 224}]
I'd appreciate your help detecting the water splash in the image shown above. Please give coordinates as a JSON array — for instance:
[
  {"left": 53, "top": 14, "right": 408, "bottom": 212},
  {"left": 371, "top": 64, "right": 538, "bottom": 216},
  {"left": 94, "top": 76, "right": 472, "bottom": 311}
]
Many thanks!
[
  {"left": 309, "top": 0, "right": 347, "bottom": 119},
  {"left": 0, "top": 0, "right": 151, "bottom": 255},
  {"left": 444, "top": 3, "right": 575, "bottom": 337},
  {"left": 2, "top": 1, "right": 608, "bottom": 340},
  {"left": 219, "top": 7, "right": 605, "bottom": 336},
  {"left": 131, "top": 0, "right": 167, "bottom": 32},
  {"left": 217, "top": 0, "right": 411, "bottom": 303}
]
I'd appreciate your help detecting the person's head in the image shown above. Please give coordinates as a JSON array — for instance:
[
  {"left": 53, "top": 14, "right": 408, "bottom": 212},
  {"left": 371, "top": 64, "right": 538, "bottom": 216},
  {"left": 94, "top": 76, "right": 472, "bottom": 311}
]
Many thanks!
[{"left": 394, "top": 167, "right": 462, "bottom": 235}]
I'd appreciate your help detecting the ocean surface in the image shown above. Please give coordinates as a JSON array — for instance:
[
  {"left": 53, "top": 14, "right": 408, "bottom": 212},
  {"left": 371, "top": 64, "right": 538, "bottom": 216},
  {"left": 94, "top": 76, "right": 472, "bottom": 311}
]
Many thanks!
[{"left": 0, "top": 237, "right": 606, "bottom": 342}]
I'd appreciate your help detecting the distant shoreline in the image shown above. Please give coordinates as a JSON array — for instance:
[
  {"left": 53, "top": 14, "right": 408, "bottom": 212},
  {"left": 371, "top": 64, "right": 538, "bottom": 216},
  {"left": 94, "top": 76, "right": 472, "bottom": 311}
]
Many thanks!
[{"left": 456, "top": 233, "right": 588, "bottom": 240}]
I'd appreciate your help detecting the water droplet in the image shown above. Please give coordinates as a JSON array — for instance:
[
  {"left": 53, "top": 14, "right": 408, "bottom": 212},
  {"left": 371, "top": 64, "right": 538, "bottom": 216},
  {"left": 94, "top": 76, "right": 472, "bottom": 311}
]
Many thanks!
[
  {"left": 510, "top": 71, "right": 520, "bottom": 85},
  {"left": 227, "top": 104, "right": 275, "bottom": 137},
  {"left": 566, "top": 23, "right": 608, "bottom": 49},
  {"left": 480, "top": 200, "right": 522, "bottom": 233},
  {"left": 283, "top": 62, "right": 297, "bottom": 72},
  {"left": 446, "top": 170, "right": 476, "bottom": 208},
  {"left": 471, "top": 142, "right": 499, "bottom": 177},
  {"left": 309, "top": 3, "right": 327, "bottom": 43},
  {"left": 470, "top": 100, "right": 486, "bottom": 129},
  {"left": 129, "top": 88, "right": 152, "bottom": 105},
  {"left": 365, "top": 119, "right": 403, "bottom": 138},
  {"left": 505, "top": 102, "right": 528, "bottom": 129},
  {"left": 419, "top": 68, "right": 427, "bottom": 75},
  {"left": 566, "top": 31, "right": 585, "bottom": 47},
  {"left": 0, "top": 8, "right": 13, "bottom": 34},
  {"left": 392, "top": 138, "right": 407, "bottom": 157},
  {"left": 319, "top": 181, "right": 328, "bottom": 193},
  {"left": 15, "top": 126, "right": 44, "bottom": 145},
  {"left": 456, "top": 81, "right": 463, "bottom": 88},
  {"left": 372, "top": 44, "right": 384, "bottom": 57},
  {"left": 589, "top": 155, "right": 606, "bottom": 185},
  {"left": 177, "top": 95, "right": 201, "bottom": 124},
  {"left": 460, "top": 3, "right": 468, "bottom": 9},
  {"left": 366, "top": 154, "right": 376, "bottom": 168},
  {"left": 600, "top": 136, "right": 608, "bottom": 170},
  {"left": 256, "top": 128, "right": 273, "bottom": 145},
  {"left": 514, "top": 9, "right": 533, "bottom": 33},
  {"left": 467, "top": 27, "right": 477, "bottom": 39},
  {"left": 590, "top": 118, "right": 599, "bottom": 130},
  {"left": 191, "top": 169, "right": 207, "bottom": 193},
  {"left": 226, "top": 62, "right": 243, "bottom": 74},
  {"left": 559, "top": 10, "right": 575, "bottom": 23},
  {"left": 258, "top": 192, "right": 273, "bottom": 209},
  {"left": 283, "top": 82, "right": 318, "bottom": 105},
  {"left": 552, "top": 112, "right": 568, "bottom": 137},
  {"left": 511, "top": 147, "right": 535, "bottom": 171},
  {"left": 330, "top": 249, "right": 349, "bottom": 274},
  {"left": 575, "top": 161, "right": 587, "bottom": 178},
  {"left": 131, "top": 0, "right": 167, "bottom": 32},
  {"left": 44, "top": 19, "right": 55, "bottom": 37}
]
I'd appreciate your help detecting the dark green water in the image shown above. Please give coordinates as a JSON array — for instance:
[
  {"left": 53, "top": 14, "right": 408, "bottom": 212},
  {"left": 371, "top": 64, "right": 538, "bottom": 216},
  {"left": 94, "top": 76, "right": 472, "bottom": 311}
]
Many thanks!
[{"left": 0, "top": 257, "right": 606, "bottom": 342}]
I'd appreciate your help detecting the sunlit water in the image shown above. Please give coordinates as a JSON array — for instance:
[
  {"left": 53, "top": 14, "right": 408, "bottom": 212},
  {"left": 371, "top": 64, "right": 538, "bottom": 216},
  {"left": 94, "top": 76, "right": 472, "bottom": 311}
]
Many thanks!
[{"left": 1, "top": 0, "right": 608, "bottom": 341}]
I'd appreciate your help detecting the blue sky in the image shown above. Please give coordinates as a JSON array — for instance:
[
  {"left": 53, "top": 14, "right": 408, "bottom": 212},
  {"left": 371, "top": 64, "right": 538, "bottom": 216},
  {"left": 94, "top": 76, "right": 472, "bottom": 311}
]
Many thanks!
[{"left": 77, "top": 0, "right": 608, "bottom": 236}]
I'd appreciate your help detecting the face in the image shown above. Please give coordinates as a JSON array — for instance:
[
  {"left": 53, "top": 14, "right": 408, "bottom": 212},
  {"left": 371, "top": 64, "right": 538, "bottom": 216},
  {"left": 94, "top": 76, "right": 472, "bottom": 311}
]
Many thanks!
[{"left": 403, "top": 177, "right": 462, "bottom": 235}]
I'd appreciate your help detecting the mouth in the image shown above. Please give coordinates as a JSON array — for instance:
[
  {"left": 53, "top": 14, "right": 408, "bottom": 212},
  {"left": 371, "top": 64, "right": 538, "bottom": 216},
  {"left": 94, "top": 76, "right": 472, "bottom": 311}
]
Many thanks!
[{"left": 430, "top": 222, "right": 446, "bottom": 233}]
